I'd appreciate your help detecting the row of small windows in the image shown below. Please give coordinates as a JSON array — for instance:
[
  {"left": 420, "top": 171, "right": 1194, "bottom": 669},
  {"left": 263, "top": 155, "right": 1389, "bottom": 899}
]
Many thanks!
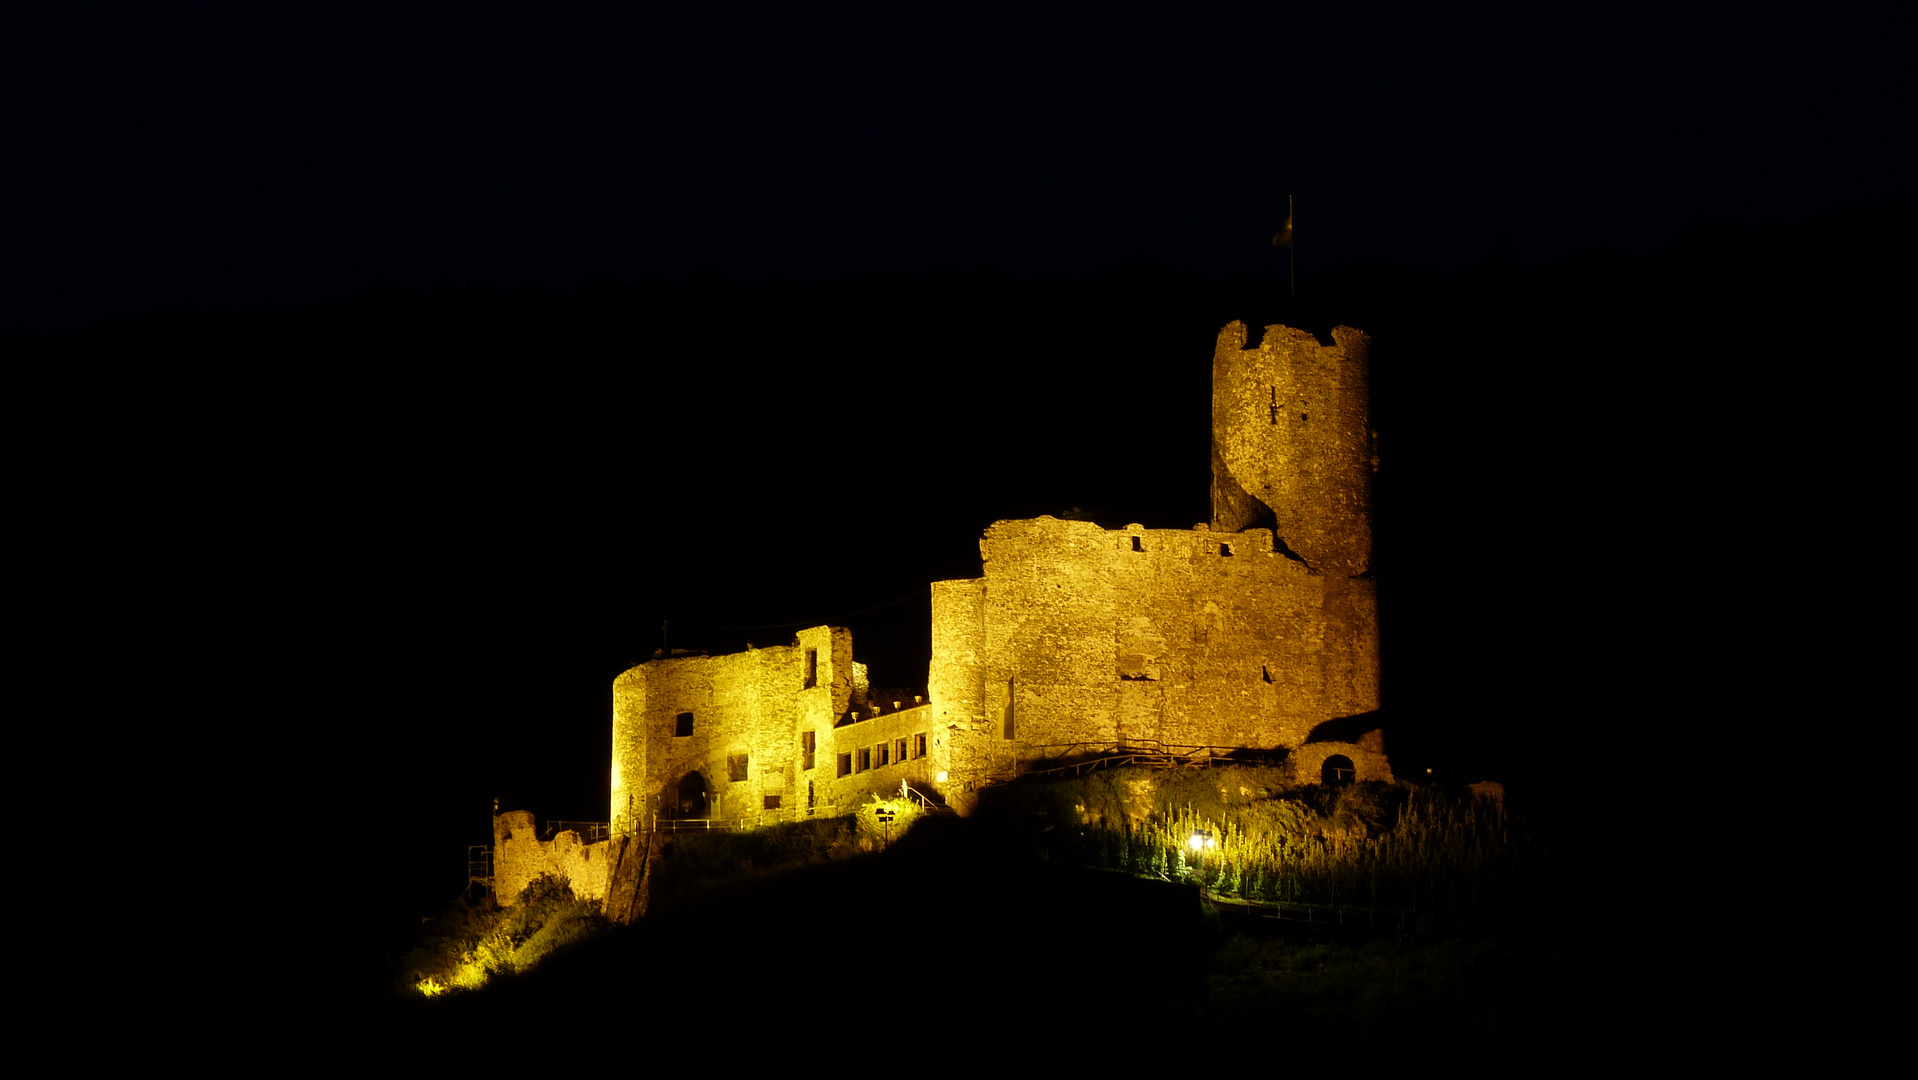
[
  {"left": 1124, "top": 535, "right": 1238, "bottom": 557},
  {"left": 683, "top": 728, "right": 930, "bottom": 784},
  {"left": 836, "top": 733, "right": 929, "bottom": 778}
]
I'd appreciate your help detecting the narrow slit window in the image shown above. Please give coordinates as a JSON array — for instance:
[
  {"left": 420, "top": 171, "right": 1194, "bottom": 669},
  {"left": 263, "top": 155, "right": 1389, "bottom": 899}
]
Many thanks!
[
  {"left": 803, "top": 648, "right": 818, "bottom": 689},
  {"left": 801, "top": 730, "right": 816, "bottom": 771},
  {"left": 674, "top": 712, "right": 694, "bottom": 737},
  {"left": 1131, "top": 536, "right": 1144, "bottom": 552}
]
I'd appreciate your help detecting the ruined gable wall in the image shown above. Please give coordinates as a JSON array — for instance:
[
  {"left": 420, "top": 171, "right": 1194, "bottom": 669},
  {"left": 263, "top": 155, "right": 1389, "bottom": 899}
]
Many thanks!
[
  {"left": 492, "top": 810, "right": 612, "bottom": 904},
  {"left": 1212, "top": 322, "right": 1374, "bottom": 577},
  {"left": 609, "top": 626, "right": 854, "bottom": 828},
  {"left": 932, "top": 517, "right": 1380, "bottom": 789}
]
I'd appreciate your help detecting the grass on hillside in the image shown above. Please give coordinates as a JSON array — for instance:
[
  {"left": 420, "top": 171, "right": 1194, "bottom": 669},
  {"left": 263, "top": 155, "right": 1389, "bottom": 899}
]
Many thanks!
[{"left": 983, "top": 768, "right": 1537, "bottom": 915}]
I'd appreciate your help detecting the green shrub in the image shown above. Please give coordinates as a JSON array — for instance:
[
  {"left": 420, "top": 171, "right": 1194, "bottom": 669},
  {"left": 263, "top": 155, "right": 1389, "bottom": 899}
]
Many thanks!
[{"left": 403, "top": 874, "right": 611, "bottom": 997}]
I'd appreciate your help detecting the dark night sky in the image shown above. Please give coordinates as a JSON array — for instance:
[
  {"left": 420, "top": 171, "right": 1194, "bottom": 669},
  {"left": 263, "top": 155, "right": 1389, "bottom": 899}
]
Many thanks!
[
  {"left": 8, "top": 2, "right": 1910, "bottom": 333},
  {"left": 11, "top": 2, "right": 1910, "bottom": 1015}
]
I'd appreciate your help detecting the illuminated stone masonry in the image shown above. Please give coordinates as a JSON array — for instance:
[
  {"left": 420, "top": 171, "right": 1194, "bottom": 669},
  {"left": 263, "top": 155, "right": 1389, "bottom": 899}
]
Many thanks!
[
  {"left": 499, "top": 321, "right": 1391, "bottom": 904},
  {"left": 609, "top": 624, "right": 942, "bottom": 838},
  {"left": 929, "top": 320, "right": 1389, "bottom": 809}
]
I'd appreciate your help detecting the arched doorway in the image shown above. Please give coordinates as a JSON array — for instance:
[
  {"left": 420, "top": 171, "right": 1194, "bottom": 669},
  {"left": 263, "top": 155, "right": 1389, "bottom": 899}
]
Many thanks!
[
  {"left": 1321, "top": 754, "right": 1355, "bottom": 786},
  {"left": 675, "top": 772, "right": 710, "bottom": 819}
]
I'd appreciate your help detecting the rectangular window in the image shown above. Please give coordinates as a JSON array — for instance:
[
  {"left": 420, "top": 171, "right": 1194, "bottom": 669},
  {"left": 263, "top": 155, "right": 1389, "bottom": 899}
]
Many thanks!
[
  {"left": 857, "top": 748, "right": 871, "bottom": 772},
  {"left": 674, "top": 712, "right": 694, "bottom": 737},
  {"left": 915, "top": 733, "right": 928, "bottom": 758},
  {"left": 836, "top": 753, "right": 852, "bottom": 778},
  {"left": 896, "top": 738, "right": 908, "bottom": 762},
  {"left": 763, "top": 794, "right": 782, "bottom": 810},
  {"left": 727, "top": 754, "right": 749, "bottom": 782},
  {"left": 874, "top": 743, "right": 887, "bottom": 768},
  {"left": 803, "top": 648, "right": 818, "bottom": 689},
  {"left": 801, "top": 731, "right": 816, "bottom": 771},
  {"left": 1003, "top": 678, "right": 1016, "bottom": 740}
]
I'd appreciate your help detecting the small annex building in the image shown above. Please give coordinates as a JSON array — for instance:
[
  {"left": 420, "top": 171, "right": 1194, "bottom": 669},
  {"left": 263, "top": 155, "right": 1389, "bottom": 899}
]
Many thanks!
[{"left": 496, "top": 320, "right": 1393, "bottom": 905}]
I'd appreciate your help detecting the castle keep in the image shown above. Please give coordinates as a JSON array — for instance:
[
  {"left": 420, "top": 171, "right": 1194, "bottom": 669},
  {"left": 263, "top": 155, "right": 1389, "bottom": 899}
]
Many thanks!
[
  {"left": 497, "top": 321, "right": 1391, "bottom": 903},
  {"left": 924, "top": 322, "right": 1386, "bottom": 802}
]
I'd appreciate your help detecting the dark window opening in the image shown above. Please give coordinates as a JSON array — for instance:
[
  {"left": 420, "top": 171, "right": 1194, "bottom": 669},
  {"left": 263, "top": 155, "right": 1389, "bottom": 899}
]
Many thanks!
[
  {"left": 763, "top": 794, "right": 782, "bottom": 810},
  {"left": 727, "top": 754, "right": 749, "bottom": 782},
  {"left": 674, "top": 712, "right": 694, "bottom": 737},
  {"left": 876, "top": 743, "right": 890, "bottom": 768},
  {"left": 1301, "top": 412, "right": 1309, "bottom": 422},
  {"left": 1003, "top": 678, "right": 1016, "bottom": 740},
  {"left": 857, "top": 748, "right": 871, "bottom": 772},
  {"left": 1262, "top": 665, "right": 1273, "bottom": 683},
  {"left": 1322, "top": 754, "right": 1355, "bottom": 786},
  {"left": 1131, "top": 535, "right": 1144, "bottom": 552},
  {"left": 915, "top": 733, "right": 928, "bottom": 758},
  {"left": 675, "top": 773, "right": 708, "bottom": 819},
  {"left": 896, "top": 738, "right": 908, "bottom": 762},
  {"left": 803, "top": 648, "right": 818, "bottom": 689},
  {"left": 801, "top": 731, "right": 816, "bottom": 771},
  {"left": 836, "top": 753, "right": 852, "bottom": 778},
  {"left": 1220, "top": 543, "right": 1233, "bottom": 556},
  {"left": 808, "top": 780, "right": 816, "bottom": 809}
]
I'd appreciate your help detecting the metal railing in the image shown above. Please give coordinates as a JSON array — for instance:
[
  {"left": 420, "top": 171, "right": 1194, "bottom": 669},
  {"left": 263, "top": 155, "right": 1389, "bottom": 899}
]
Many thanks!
[{"left": 541, "top": 820, "right": 612, "bottom": 843}]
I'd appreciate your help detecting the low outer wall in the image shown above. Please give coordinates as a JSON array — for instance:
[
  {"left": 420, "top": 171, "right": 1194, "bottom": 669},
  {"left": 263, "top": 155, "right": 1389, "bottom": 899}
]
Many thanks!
[{"left": 1287, "top": 740, "right": 1392, "bottom": 786}]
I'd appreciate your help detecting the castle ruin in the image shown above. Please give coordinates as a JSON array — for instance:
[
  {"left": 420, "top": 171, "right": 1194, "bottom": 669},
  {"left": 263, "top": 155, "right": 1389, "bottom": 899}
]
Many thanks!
[{"left": 496, "top": 320, "right": 1391, "bottom": 903}]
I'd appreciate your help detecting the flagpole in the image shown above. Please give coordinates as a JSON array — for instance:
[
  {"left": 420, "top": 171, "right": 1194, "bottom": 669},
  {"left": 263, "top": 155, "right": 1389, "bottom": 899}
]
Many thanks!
[{"left": 1272, "top": 195, "right": 1296, "bottom": 325}]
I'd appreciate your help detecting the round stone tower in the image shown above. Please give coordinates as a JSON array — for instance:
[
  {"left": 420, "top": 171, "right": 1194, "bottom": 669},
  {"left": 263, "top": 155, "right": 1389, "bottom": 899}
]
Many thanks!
[{"left": 1210, "top": 322, "right": 1375, "bottom": 579}]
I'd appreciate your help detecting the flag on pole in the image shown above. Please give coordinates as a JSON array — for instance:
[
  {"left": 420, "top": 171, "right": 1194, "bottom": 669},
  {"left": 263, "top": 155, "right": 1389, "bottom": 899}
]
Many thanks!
[{"left": 1271, "top": 211, "right": 1293, "bottom": 248}]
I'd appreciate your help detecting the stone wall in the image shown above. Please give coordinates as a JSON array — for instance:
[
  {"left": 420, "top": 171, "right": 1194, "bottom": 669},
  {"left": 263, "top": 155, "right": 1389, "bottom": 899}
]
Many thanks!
[
  {"left": 930, "top": 515, "right": 1383, "bottom": 793},
  {"left": 1288, "top": 740, "right": 1393, "bottom": 786},
  {"left": 492, "top": 810, "right": 611, "bottom": 904},
  {"left": 613, "top": 625, "right": 914, "bottom": 829},
  {"left": 1212, "top": 322, "right": 1374, "bottom": 577},
  {"left": 827, "top": 700, "right": 941, "bottom": 808}
]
